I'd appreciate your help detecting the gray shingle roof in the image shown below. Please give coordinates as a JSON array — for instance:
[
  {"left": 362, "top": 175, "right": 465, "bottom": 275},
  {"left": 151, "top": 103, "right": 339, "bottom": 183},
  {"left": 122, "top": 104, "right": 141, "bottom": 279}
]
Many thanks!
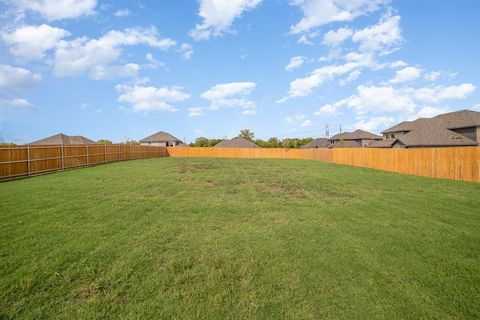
[
  {"left": 29, "top": 133, "right": 96, "bottom": 145},
  {"left": 382, "top": 118, "right": 430, "bottom": 134},
  {"left": 383, "top": 110, "right": 480, "bottom": 133},
  {"left": 329, "top": 140, "right": 363, "bottom": 148},
  {"left": 140, "top": 131, "right": 182, "bottom": 143},
  {"left": 213, "top": 137, "right": 259, "bottom": 148},
  {"left": 330, "top": 129, "right": 382, "bottom": 141},
  {"left": 435, "top": 109, "right": 480, "bottom": 129},
  {"left": 396, "top": 123, "right": 478, "bottom": 147},
  {"left": 368, "top": 139, "right": 397, "bottom": 148},
  {"left": 380, "top": 109, "right": 480, "bottom": 147},
  {"left": 300, "top": 138, "right": 329, "bottom": 149}
]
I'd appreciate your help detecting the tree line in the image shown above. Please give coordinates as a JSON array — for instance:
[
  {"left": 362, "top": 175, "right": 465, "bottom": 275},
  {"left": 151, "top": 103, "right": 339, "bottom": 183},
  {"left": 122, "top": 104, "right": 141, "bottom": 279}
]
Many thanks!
[{"left": 190, "top": 129, "right": 315, "bottom": 149}]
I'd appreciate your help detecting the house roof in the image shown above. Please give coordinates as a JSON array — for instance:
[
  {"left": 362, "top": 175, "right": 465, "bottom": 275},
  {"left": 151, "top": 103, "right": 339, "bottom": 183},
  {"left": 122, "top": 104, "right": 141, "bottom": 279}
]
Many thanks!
[
  {"left": 330, "top": 129, "right": 382, "bottom": 141},
  {"left": 434, "top": 109, "right": 480, "bottom": 129},
  {"left": 329, "top": 140, "right": 363, "bottom": 148},
  {"left": 368, "top": 139, "right": 398, "bottom": 148},
  {"left": 382, "top": 118, "right": 430, "bottom": 134},
  {"left": 213, "top": 137, "right": 259, "bottom": 148},
  {"left": 396, "top": 123, "right": 478, "bottom": 147},
  {"left": 383, "top": 110, "right": 480, "bottom": 133},
  {"left": 300, "top": 138, "right": 329, "bottom": 149},
  {"left": 29, "top": 133, "right": 96, "bottom": 145},
  {"left": 140, "top": 131, "right": 182, "bottom": 143}
]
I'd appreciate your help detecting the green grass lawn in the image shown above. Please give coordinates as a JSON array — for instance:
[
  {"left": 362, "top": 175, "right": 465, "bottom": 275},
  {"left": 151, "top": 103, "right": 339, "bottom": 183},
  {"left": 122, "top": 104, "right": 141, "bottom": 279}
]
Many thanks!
[{"left": 1, "top": 158, "right": 479, "bottom": 319}]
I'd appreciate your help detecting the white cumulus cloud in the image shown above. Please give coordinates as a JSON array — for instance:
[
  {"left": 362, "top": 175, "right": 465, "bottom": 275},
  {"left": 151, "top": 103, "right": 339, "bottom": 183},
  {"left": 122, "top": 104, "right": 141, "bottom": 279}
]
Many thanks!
[
  {"left": 285, "top": 114, "right": 312, "bottom": 127},
  {"left": 313, "top": 103, "right": 339, "bottom": 116},
  {"left": 0, "top": 64, "right": 41, "bottom": 90},
  {"left": 390, "top": 66, "right": 422, "bottom": 84},
  {"left": 188, "top": 107, "right": 204, "bottom": 117},
  {"left": 413, "top": 83, "right": 476, "bottom": 104},
  {"left": 424, "top": 70, "right": 457, "bottom": 81},
  {"left": 89, "top": 63, "right": 140, "bottom": 80},
  {"left": 53, "top": 27, "right": 176, "bottom": 79},
  {"left": 413, "top": 106, "right": 451, "bottom": 119},
  {"left": 327, "top": 83, "right": 476, "bottom": 119},
  {"left": 278, "top": 58, "right": 374, "bottom": 101},
  {"left": 190, "top": 0, "right": 263, "bottom": 40},
  {"left": 9, "top": 0, "right": 97, "bottom": 21},
  {"left": 116, "top": 84, "right": 190, "bottom": 113},
  {"left": 352, "top": 14, "right": 402, "bottom": 53},
  {"left": 114, "top": 8, "right": 130, "bottom": 17},
  {"left": 0, "top": 98, "right": 35, "bottom": 109},
  {"left": 322, "top": 27, "right": 353, "bottom": 47},
  {"left": 145, "top": 52, "right": 164, "bottom": 69},
  {"left": 285, "top": 56, "right": 306, "bottom": 71},
  {"left": 0, "top": 64, "right": 40, "bottom": 109},
  {"left": 201, "top": 81, "right": 256, "bottom": 110},
  {"left": 336, "top": 85, "right": 417, "bottom": 115},
  {"left": 353, "top": 116, "right": 395, "bottom": 132},
  {"left": 2, "top": 24, "right": 70, "bottom": 61},
  {"left": 179, "top": 43, "right": 193, "bottom": 60},
  {"left": 301, "top": 119, "right": 312, "bottom": 127},
  {"left": 290, "top": 0, "right": 387, "bottom": 34}
]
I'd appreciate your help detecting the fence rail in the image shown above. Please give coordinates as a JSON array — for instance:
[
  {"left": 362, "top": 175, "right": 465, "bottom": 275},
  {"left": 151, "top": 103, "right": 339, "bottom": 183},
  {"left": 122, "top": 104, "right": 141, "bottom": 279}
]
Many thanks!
[
  {"left": 167, "top": 147, "right": 480, "bottom": 183},
  {"left": 1, "top": 145, "right": 479, "bottom": 183},
  {"left": 0, "top": 144, "right": 168, "bottom": 180}
]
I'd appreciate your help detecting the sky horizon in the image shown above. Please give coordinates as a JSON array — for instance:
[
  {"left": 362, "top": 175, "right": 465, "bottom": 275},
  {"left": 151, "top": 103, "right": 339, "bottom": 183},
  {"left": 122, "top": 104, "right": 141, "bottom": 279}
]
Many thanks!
[{"left": 0, "top": 0, "right": 479, "bottom": 144}]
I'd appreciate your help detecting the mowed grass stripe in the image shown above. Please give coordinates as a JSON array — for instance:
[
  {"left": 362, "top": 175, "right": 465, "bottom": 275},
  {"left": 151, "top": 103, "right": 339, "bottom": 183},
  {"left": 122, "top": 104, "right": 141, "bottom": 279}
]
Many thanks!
[{"left": 0, "top": 158, "right": 479, "bottom": 319}]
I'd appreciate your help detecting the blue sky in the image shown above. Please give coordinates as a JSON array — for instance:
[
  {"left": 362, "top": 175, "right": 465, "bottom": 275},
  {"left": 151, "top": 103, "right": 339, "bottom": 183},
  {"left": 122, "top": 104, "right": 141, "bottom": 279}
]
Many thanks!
[{"left": 0, "top": 0, "right": 479, "bottom": 144}]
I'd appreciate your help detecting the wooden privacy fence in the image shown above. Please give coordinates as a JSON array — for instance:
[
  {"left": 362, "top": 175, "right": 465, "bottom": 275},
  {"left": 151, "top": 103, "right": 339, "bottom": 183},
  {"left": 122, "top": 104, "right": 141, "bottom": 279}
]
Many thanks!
[
  {"left": 0, "top": 144, "right": 168, "bottom": 180},
  {"left": 167, "top": 147, "right": 333, "bottom": 162},
  {"left": 1, "top": 145, "right": 479, "bottom": 183},
  {"left": 167, "top": 147, "right": 480, "bottom": 183}
]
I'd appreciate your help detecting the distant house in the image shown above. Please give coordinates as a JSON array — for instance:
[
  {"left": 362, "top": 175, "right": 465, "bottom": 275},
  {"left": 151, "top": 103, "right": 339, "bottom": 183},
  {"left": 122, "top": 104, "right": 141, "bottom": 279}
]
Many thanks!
[
  {"left": 375, "top": 109, "right": 480, "bottom": 148},
  {"left": 328, "top": 130, "right": 382, "bottom": 148},
  {"left": 140, "top": 131, "right": 183, "bottom": 147},
  {"left": 29, "top": 133, "right": 96, "bottom": 145},
  {"left": 213, "top": 137, "right": 259, "bottom": 148},
  {"left": 300, "top": 138, "right": 329, "bottom": 149}
]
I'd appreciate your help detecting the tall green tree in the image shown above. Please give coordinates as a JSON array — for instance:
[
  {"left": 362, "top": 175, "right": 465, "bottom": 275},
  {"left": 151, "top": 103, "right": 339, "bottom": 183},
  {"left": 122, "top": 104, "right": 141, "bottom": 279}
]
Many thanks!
[
  {"left": 266, "top": 137, "right": 282, "bottom": 148},
  {"left": 192, "top": 137, "right": 210, "bottom": 147},
  {"left": 238, "top": 129, "right": 254, "bottom": 141},
  {"left": 209, "top": 139, "right": 223, "bottom": 147}
]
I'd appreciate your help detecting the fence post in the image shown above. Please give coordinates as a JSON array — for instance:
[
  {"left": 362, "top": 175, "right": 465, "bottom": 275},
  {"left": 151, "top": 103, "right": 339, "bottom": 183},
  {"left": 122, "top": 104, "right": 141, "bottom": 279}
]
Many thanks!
[
  {"left": 86, "top": 145, "right": 89, "bottom": 166},
  {"left": 26, "top": 145, "right": 30, "bottom": 176},
  {"left": 60, "top": 144, "right": 65, "bottom": 171},
  {"left": 104, "top": 144, "right": 107, "bottom": 163}
]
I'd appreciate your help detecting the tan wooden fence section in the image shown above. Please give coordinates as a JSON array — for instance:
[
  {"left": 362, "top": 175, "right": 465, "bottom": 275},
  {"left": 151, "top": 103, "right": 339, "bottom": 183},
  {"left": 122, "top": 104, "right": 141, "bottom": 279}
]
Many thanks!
[
  {"left": 0, "top": 144, "right": 168, "bottom": 180},
  {"left": 167, "top": 147, "right": 480, "bottom": 183},
  {"left": 167, "top": 147, "right": 333, "bottom": 162}
]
